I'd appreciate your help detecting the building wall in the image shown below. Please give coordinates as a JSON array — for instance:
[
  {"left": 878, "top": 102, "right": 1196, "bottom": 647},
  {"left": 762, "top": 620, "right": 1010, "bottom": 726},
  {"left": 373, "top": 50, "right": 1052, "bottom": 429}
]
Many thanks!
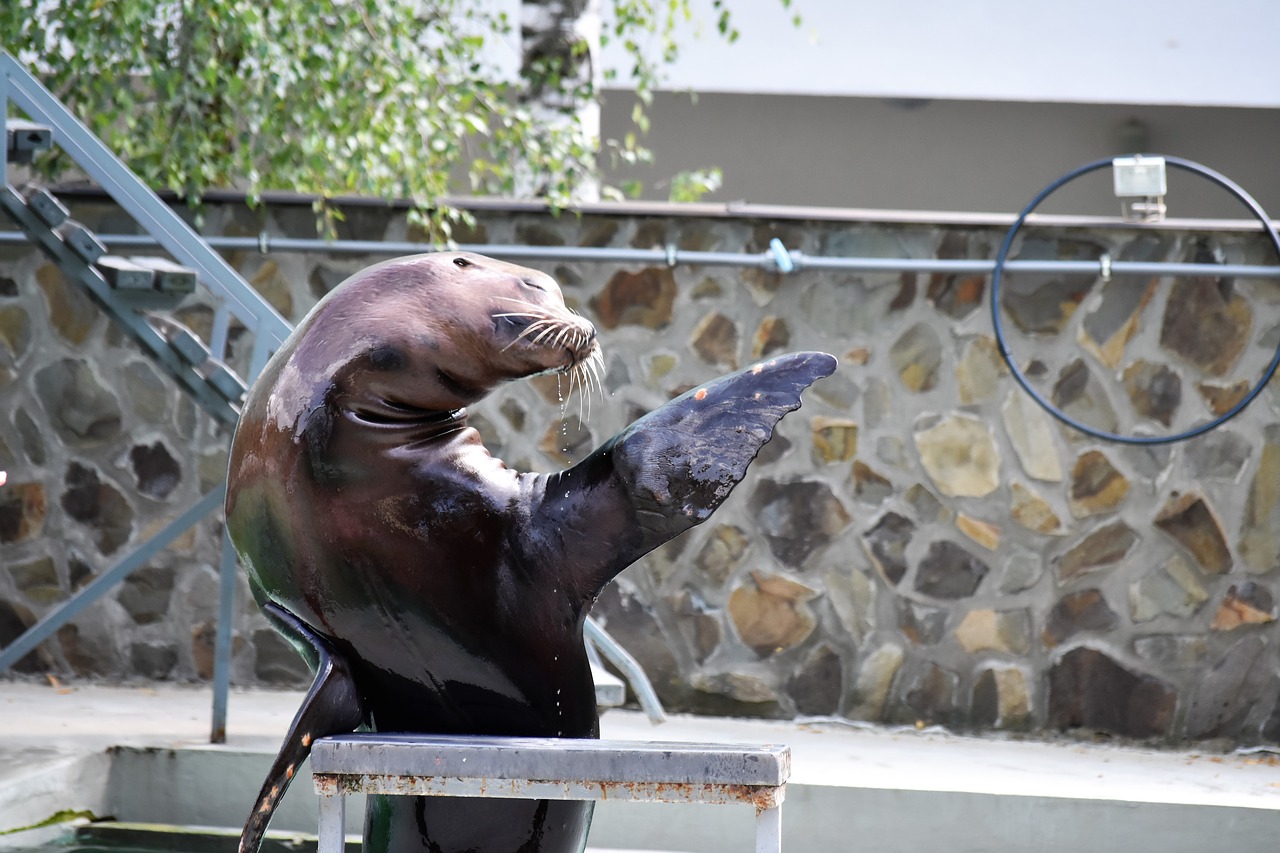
[
  {"left": 2, "top": 196, "right": 1279, "bottom": 745},
  {"left": 600, "top": 93, "right": 1280, "bottom": 219}
]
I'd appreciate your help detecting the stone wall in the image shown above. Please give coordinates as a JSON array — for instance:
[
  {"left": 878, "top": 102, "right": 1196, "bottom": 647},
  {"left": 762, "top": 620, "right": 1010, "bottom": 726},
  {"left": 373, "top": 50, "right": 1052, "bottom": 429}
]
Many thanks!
[{"left": 2, "top": 194, "right": 1279, "bottom": 746}]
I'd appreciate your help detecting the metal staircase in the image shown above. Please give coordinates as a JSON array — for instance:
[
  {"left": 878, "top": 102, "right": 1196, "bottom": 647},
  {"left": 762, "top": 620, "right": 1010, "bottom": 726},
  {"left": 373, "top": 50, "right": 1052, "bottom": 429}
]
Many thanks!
[
  {"left": 0, "top": 181, "right": 249, "bottom": 424},
  {"left": 0, "top": 50, "right": 292, "bottom": 741}
]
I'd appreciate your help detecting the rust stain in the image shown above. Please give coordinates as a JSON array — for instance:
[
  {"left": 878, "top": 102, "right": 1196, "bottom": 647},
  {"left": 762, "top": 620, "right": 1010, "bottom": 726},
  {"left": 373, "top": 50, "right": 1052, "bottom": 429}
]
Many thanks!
[{"left": 316, "top": 772, "right": 784, "bottom": 809}]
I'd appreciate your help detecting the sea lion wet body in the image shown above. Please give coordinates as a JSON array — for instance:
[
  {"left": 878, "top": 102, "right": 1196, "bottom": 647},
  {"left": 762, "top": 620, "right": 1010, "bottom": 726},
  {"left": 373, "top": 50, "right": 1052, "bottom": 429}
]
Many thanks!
[{"left": 226, "top": 252, "right": 836, "bottom": 853}]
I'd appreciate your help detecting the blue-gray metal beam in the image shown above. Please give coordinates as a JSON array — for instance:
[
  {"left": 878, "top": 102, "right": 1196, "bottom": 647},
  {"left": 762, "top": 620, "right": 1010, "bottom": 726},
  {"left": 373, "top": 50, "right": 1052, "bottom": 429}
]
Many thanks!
[
  {"left": 210, "top": 529, "right": 239, "bottom": 744},
  {"left": 0, "top": 66, "right": 8, "bottom": 176},
  {"left": 0, "top": 487, "right": 225, "bottom": 673},
  {"left": 585, "top": 617, "right": 666, "bottom": 724},
  {"left": 3, "top": 50, "right": 294, "bottom": 745}
]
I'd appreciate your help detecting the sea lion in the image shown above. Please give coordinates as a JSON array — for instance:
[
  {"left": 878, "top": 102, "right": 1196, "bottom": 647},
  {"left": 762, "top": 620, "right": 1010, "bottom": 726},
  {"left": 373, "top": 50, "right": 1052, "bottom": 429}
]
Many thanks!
[{"left": 225, "top": 252, "right": 836, "bottom": 853}]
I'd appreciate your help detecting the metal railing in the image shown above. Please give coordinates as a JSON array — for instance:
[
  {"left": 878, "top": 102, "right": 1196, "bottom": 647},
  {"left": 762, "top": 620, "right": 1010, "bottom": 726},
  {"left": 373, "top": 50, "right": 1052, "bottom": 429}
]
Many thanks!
[{"left": 0, "top": 50, "right": 291, "bottom": 742}]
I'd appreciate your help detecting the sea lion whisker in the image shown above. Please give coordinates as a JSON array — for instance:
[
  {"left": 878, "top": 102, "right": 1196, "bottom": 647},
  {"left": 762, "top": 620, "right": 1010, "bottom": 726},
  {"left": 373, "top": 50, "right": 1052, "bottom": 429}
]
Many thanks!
[
  {"left": 572, "top": 358, "right": 591, "bottom": 420},
  {"left": 494, "top": 298, "right": 561, "bottom": 322},
  {"left": 579, "top": 361, "right": 594, "bottom": 423},
  {"left": 589, "top": 351, "right": 606, "bottom": 407},
  {"left": 503, "top": 320, "right": 555, "bottom": 351},
  {"left": 501, "top": 322, "right": 547, "bottom": 352},
  {"left": 573, "top": 363, "right": 586, "bottom": 424},
  {"left": 591, "top": 350, "right": 606, "bottom": 409},
  {"left": 591, "top": 350, "right": 605, "bottom": 395}
]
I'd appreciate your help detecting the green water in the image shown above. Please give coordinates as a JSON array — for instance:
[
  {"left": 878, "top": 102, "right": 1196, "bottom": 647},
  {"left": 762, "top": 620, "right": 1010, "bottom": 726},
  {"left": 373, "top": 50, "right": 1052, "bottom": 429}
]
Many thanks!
[{"left": 1, "top": 823, "right": 337, "bottom": 853}]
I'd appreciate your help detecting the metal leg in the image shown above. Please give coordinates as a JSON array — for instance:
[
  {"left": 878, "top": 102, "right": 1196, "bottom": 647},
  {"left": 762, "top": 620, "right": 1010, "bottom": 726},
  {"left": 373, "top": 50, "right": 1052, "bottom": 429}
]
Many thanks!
[
  {"left": 755, "top": 804, "right": 782, "bottom": 853},
  {"left": 210, "top": 528, "right": 237, "bottom": 743},
  {"left": 317, "top": 791, "right": 346, "bottom": 853}
]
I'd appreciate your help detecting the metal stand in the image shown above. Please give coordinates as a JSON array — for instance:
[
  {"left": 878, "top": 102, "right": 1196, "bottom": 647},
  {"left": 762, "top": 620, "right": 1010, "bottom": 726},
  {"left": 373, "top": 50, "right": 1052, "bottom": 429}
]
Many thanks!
[{"left": 311, "top": 734, "right": 791, "bottom": 853}]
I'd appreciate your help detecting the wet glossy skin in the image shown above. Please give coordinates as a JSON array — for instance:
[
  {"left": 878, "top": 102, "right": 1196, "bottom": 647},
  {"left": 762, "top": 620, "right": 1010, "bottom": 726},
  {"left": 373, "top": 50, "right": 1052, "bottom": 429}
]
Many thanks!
[{"left": 225, "top": 252, "right": 836, "bottom": 853}]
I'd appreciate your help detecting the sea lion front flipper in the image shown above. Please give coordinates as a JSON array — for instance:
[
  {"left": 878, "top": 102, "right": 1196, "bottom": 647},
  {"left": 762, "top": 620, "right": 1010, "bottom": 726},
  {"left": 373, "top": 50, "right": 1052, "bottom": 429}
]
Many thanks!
[
  {"left": 539, "top": 351, "right": 837, "bottom": 595},
  {"left": 239, "top": 603, "right": 366, "bottom": 853}
]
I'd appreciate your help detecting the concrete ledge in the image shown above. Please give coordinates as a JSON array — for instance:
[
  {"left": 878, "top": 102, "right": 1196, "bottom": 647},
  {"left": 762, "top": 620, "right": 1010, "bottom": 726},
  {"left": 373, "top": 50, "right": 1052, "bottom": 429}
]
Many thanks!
[{"left": 0, "top": 751, "right": 109, "bottom": 836}]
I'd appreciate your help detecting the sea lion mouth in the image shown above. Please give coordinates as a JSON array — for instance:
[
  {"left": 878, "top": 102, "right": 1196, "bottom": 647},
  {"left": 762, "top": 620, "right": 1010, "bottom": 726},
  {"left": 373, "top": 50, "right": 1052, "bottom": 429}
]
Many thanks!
[
  {"left": 492, "top": 297, "right": 604, "bottom": 416},
  {"left": 493, "top": 300, "right": 596, "bottom": 360}
]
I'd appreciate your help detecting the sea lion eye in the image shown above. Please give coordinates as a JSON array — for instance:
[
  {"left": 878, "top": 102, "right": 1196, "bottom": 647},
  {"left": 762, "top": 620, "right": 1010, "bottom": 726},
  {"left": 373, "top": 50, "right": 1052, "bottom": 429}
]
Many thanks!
[
  {"left": 520, "top": 277, "right": 546, "bottom": 292},
  {"left": 452, "top": 257, "right": 472, "bottom": 268}
]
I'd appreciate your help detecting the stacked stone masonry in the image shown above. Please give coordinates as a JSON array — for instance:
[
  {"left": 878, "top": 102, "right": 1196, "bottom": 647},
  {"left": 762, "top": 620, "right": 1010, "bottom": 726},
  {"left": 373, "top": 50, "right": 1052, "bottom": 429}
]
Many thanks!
[{"left": 3, "top": 195, "right": 1280, "bottom": 747}]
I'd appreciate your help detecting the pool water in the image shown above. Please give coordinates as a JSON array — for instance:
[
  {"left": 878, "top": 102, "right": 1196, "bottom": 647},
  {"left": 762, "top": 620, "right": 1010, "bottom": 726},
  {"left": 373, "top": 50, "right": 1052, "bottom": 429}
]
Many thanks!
[{"left": 1, "top": 822, "right": 345, "bottom": 853}]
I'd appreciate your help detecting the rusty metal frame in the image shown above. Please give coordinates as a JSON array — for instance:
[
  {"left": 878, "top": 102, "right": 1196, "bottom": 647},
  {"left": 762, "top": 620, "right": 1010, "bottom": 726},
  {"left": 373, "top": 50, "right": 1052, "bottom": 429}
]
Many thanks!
[{"left": 310, "top": 733, "right": 790, "bottom": 853}]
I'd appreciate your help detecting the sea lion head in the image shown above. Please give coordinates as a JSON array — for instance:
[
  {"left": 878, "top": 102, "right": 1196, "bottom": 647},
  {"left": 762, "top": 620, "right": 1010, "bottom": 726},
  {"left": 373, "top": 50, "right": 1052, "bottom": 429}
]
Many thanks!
[{"left": 286, "top": 252, "right": 601, "bottom": 415}]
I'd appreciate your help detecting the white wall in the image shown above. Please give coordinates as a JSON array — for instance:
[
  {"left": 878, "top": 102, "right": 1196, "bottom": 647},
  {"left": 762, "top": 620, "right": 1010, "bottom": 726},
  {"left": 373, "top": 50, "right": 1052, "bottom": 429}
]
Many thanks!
[{"left": 600, "top": 0, "right": 1280, "bottom": 108}]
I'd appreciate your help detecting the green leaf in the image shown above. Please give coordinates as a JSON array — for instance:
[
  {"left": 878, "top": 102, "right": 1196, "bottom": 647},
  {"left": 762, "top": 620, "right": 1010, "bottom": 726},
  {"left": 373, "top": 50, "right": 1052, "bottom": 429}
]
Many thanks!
[{"left": 6, "top": 0, "right": 799, "bottom": 227}]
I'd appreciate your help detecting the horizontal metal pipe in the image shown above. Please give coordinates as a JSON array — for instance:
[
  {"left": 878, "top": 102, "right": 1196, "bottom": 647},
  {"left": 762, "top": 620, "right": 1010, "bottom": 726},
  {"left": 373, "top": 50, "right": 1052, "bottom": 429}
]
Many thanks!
[{"left": 2, "top": 230, "right": 1278, "bottom": 279}]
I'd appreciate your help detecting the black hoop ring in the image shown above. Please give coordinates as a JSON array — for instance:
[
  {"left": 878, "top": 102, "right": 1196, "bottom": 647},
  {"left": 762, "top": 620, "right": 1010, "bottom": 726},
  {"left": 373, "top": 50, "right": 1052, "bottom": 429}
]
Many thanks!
[{"left": 990, "top": 155, "right": 1280, "bottom": 445}]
